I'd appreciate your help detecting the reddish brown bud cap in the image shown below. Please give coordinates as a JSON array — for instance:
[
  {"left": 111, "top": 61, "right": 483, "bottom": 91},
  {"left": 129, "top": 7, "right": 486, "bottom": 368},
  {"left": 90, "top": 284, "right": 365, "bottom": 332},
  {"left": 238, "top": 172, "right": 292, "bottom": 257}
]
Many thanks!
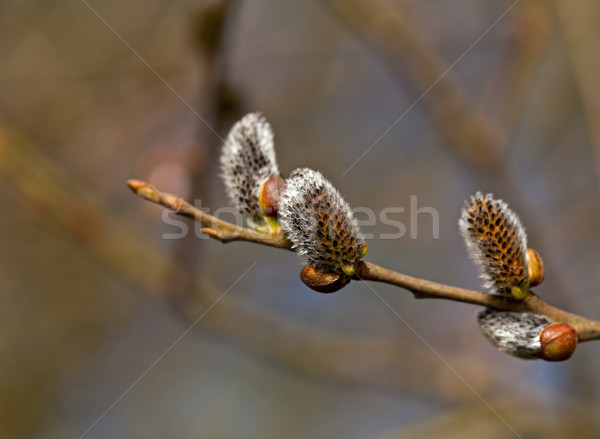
[
  {"left": 259, "top": 173, "right": 286, "bottom": 217},
  {"left": 527, "top": 248, "right": 545, "bottom": 287},
  {"left": 300, "top": 265, "right": 350, "bottom": 294},
  {"left": 540, "top": 322, "right": 578, "bottom": 362}
]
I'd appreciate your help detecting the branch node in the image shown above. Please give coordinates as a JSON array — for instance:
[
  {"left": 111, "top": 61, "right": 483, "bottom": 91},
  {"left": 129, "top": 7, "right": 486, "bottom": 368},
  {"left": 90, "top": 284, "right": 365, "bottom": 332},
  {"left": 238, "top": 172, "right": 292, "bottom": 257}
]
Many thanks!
[{"left": 199, "top": 227, "right": 222, "bottom": 241}]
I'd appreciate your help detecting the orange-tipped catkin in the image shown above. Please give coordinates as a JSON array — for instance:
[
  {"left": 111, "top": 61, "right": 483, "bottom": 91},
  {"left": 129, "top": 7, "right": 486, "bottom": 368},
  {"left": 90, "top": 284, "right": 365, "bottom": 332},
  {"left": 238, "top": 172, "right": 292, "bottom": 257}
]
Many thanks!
[
  {"left": 477, "top": 308, "right": 553, "bottom": 359},
  {"left": 459, "top": 192, "right": 530, "bottom": 299},
  {"left": 220, "top": 112, "right": 281, "bottom": 232},
  {"left": 279, "top": 168, "right": 367, "bottom": 276}
]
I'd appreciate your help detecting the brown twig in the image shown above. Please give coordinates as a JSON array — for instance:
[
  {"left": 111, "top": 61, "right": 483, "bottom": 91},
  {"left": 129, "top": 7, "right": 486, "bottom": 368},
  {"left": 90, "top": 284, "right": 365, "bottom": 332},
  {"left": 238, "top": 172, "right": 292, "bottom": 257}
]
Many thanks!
[
  {"left": 127, "top": 179, "right": 291, "bottom": 249},
  {"left": 127, "top": 178, "right": 600, "bottom": 342}
]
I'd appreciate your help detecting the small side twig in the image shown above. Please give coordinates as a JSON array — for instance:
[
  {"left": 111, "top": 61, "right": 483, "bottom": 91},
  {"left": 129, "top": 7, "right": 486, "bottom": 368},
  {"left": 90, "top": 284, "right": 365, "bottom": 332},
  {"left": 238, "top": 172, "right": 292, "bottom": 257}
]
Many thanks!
[
  {"left": 127, "top": 179, "right": 291, "bottom": 249},
  {"left": 127, "top": 178, "right": 600, "bottom": 342}
]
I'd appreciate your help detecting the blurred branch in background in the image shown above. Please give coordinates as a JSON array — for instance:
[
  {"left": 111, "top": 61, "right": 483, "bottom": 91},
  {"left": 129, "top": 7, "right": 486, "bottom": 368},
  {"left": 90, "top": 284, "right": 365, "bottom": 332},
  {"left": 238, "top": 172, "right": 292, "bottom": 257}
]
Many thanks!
[
  {"left": 167, "top": 0, "right": 242, "bottom": 288},
  {"left": 483, "top": 0, "right": 552, "bottom": 143},
  {"left": 371, "top": 397, "right": 600, "bottom": 439},
  {"left": 554, "top": 0, "right": 600, "bottom": 190},
  {"left": 0, "top": 129, "right": 176, "bottom": 297},
  {"left": 181, "top": 277, "right": 486, "bottom": 399},
  {"left": 321, "top": 0, "right": 503, "bottom": 169}
]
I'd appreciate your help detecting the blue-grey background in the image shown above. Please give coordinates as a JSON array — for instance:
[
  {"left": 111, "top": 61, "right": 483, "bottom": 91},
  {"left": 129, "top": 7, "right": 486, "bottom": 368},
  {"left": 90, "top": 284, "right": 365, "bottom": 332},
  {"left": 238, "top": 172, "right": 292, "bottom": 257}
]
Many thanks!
[{"left": 1, "top": 0, "right": 599, "bottom": 437}]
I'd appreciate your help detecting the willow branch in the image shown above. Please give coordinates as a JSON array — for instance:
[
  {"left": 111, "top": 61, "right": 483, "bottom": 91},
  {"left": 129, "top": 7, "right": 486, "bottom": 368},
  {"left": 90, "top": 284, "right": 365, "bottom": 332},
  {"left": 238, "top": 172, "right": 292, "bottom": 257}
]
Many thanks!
[
  {"left": 355, "top": 263, "right": 600, "bottom": 342},
  {"left": 127, "top": 178, "right": 600, "bottom": 342},
  {"left": 127, "top": 179, "right": 291, "bottom": 249}
]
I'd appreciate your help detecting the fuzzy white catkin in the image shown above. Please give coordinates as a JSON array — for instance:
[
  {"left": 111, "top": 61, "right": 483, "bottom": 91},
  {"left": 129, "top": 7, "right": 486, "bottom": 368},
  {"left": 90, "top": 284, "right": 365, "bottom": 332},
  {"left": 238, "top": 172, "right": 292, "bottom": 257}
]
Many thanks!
[
  {"left": 220, "top": 112, "right": 279, "bottom": 217},
  {"left": 478, "top": 308, "right": 552, "bottom": 359},
  {"left": 459, "top": 192, "right": 529, "bottom": 296},
  {"left": 279, "top": 168, "right": 366, "bottom": 273}
]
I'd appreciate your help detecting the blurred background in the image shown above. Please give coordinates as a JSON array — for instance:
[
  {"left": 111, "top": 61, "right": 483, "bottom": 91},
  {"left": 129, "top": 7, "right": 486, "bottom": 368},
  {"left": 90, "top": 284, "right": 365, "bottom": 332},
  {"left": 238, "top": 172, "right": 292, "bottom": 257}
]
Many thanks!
[{"left": 1, "top": 0, "right": 600, "bottom": 437}]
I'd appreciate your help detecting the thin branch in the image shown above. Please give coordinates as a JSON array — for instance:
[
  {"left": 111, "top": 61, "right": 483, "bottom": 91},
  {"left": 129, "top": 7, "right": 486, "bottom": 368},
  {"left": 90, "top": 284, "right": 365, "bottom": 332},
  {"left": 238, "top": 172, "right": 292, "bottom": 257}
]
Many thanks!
[
  {"left": 127, "top": 179, "right": 291, "bottom": 249},
  {"left": 127, "top": 178, "right": 600, "bottom": 342}
]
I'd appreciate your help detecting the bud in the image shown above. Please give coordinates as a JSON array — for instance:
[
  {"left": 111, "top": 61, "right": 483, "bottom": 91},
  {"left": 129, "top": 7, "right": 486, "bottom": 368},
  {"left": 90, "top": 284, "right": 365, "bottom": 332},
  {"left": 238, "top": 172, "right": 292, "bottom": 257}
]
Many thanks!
[
  {"left": 539, "top": 322, "right": 578, "bottom": 362},
  {"left": 279, "top": 168, "right": 368, "bottom": 276},
  {"left": 527, "top": 248, "right": 544, "bottom": 287},
  {"left": 259, "top": 173, "right": 286, "bottom": 216},
  {"left": 127, "top": 179, "right": 160, "bottom": 202},
  {"left": 300, "top": 265, "right": 350, "bottom": 293},
  {"left": 459, "top": 192, "right": 530, "bottom": 300},
  {"left": 477, "top": 308, "right": 552, "bottom": 359},
  {"left": 220, "top": 112, "right": 280, "bottom": 232}
]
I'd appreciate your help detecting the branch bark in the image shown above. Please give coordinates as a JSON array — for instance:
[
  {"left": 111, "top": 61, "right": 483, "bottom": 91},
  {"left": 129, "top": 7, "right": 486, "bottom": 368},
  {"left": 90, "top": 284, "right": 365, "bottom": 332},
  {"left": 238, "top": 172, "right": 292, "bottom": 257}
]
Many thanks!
[{"left": 127, "top": 178, "right": 600, "bottom": 342}]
